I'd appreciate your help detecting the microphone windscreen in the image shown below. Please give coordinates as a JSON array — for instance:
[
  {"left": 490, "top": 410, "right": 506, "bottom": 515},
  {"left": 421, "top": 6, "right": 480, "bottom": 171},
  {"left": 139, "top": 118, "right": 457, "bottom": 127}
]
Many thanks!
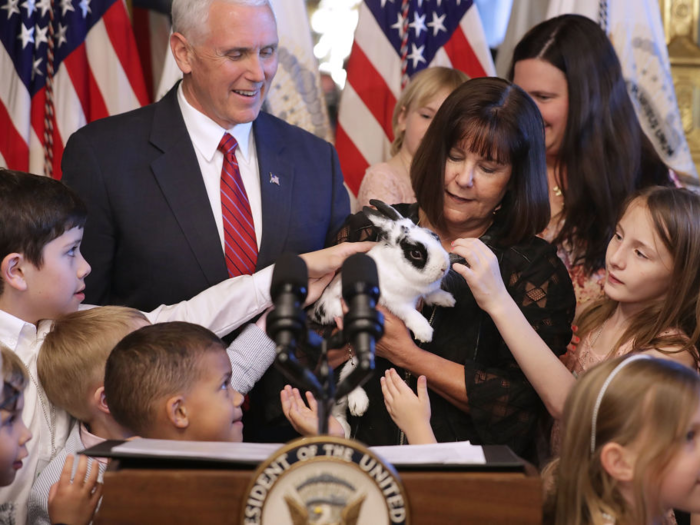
[
  {"left": 342, "top": 253, "right": 379, "bottom": 299},
  {"left": 271, "top": 252, "right": 308, "bottom": 300}
]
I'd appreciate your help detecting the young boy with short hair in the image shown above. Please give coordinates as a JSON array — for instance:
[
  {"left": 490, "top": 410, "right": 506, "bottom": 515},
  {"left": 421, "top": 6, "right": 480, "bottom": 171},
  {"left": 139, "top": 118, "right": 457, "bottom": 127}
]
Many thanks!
[
  {"left": 104, "top": 322, "right": 244, "bottom": 442},
  {"left": 27, "top": 307, "right": 147, "bottom": 524}
]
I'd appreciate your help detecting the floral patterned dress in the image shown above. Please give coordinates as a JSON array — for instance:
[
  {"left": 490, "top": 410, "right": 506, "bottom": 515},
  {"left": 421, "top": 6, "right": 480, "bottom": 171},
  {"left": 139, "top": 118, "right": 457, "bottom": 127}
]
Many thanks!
[{"left": 539, "top": 221, "right": 606, "bottom": 318}]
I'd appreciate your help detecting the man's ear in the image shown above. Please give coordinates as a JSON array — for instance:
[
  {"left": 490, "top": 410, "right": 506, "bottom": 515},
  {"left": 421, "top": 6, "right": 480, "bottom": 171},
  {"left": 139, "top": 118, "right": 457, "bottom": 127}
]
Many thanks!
[
  {"left": 94, "top": 386, "right": 110, "bottom": 415},
  {"left": 170, "top": 32, "right": 194, "bottom": 75},
  {"left": 165, "top": 395, "right": 189, "bottom": 429},
  {"left": 600, "top": 442, "right": 637, "bottom": 483},
  {"left": 1, "top": 253, "right": 29, "bottom": 292}
]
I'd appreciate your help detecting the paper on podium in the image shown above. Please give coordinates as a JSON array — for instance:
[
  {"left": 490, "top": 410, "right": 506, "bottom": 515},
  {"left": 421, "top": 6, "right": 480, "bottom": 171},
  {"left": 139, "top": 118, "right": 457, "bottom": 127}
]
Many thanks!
[
  {"left": 371, "top": 441, "right": 485, "bottom": 465},
  {"left": 110, "top": 439, "right": 485, "bottom": 466},
  {"left": 112, "top": 439, "right": 281, "bottom": 464}
]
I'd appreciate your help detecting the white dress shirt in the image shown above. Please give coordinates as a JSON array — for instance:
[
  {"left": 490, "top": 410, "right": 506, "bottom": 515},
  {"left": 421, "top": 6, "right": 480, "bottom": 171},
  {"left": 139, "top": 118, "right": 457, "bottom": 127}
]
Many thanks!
[
  {"left": 0, "top": 266, "right": 277, "bottom": 525},
  {"left": 177, "top": 84, "right": 263, "bottom": 251}
]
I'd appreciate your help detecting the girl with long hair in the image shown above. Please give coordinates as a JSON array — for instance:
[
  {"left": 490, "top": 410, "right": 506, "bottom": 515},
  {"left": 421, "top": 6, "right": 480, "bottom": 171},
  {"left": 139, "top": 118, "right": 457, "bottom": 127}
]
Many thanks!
[{"left": 452, "top": 187, "right": 700, "bottom": 422}]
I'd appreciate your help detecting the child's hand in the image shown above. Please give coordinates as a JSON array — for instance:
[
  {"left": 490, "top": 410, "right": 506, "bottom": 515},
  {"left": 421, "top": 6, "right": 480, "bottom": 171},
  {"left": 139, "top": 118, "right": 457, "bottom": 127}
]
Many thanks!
[
  {"left": 381, "top": 369, "right": 436, "bottom": 445},
  {"left": 451, "top": 238, "right": 509, "bottom": 315},
  {"left": 280, "top": 385, "right": 346, "bottom": 438},
  {"left": 48, "top": 454, "right": 103, "bottom": 525}
]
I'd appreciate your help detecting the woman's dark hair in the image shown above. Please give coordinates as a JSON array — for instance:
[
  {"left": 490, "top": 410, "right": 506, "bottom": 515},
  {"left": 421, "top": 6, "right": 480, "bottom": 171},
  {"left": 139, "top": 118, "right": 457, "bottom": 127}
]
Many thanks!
[
  {"left": 508, "top": 14, "right": 671, "bottom": 273},
  {"left": 412, "top": 77, "right": 549, "bottom": 247}
]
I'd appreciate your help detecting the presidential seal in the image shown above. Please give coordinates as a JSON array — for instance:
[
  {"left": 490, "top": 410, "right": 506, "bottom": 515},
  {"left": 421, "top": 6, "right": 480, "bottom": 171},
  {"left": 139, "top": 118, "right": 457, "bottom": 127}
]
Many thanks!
[{"left": 241, "top": 436, "right": 409, "bottom": 525}]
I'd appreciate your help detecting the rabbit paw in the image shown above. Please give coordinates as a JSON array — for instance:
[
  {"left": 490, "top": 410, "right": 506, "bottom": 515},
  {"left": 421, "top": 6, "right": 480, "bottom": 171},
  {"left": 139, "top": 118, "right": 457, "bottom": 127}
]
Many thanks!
[
  {"left": 409, "top": 320, "right": 434, "bottom": 343},
  {"left": 348, "top": 387, "right": 370, "bottom": 416},
  {"left": 424, "top": 289, "right": 456, "bottom": 308}
]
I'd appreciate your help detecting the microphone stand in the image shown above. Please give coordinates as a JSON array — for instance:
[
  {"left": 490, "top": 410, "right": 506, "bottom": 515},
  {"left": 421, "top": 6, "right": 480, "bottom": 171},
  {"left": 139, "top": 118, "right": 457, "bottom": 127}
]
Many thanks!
[{"left": 271, "top": 322, "right": 378, "bottom": 436}]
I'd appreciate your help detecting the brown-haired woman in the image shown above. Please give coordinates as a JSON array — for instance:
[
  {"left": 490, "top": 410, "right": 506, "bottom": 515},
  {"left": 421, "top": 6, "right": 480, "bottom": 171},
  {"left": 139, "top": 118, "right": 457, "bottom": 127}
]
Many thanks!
[
  {"left": 339, "top": 77, "right": 576, "bottom": 462},
  {"left": 509, "top": 14, "right": 673, "bottom": 316}
]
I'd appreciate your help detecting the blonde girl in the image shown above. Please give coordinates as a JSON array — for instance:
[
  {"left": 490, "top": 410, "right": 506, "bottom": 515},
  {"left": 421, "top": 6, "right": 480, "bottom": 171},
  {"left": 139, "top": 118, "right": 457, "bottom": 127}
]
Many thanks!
[
  {"left": 545, "top": 355, "right": 700, "bottom": 524},
  {"left": 452, "top": 186, "right": 700, "bottom": 421},
  {"left": 356, "top": 66, "right": 468, "bottom": 209}
]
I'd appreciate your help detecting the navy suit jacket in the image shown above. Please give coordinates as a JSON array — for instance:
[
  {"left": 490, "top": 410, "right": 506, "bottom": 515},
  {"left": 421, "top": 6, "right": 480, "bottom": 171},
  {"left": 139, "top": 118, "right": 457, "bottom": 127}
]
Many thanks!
[{"left": 62, "top": 85, "right": 350, "bottom": 312}]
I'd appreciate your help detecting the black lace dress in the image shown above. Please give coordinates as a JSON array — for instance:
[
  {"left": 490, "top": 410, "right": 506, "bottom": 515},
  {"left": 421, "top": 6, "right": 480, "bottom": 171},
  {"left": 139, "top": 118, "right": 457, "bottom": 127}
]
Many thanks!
[{"left": 340, "top": 203, "right": 576, "bottom": 462}]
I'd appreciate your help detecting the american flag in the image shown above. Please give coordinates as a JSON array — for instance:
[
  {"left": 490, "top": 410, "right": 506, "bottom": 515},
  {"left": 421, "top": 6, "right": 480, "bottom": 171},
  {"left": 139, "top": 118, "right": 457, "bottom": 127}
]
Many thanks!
[
  {"left": 0, "top": 0, "right": 148, "bottom": 178},
  {"left": 336, "top": 0, "right": 496, "bottom": 196}
]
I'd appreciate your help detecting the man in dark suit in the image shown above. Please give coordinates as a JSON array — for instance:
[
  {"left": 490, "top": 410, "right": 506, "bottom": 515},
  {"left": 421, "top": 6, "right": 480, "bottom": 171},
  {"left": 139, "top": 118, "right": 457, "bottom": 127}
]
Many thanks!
[{"left": 61, "top": 0, "right": 350, "bottom": 312}]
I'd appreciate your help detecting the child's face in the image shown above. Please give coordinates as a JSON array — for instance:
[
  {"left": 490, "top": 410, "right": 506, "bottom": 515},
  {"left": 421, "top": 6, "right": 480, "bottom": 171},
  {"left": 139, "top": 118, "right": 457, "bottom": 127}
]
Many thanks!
[
  {"left": 183, "top": 349, "right": 244, "bottom": 442},
  {"left": 399, "top": 88, "right": 451, "bottom": 158},
  {"left": 0, "top": 391, "right": 32, "bottom": 486},
  {"left": 656, "top": 403, "right": 700, "bottom": 514},
  {"left": 604, "top": 202, "right": 673, "bottom": 308},
  {"left": 23, "top": 227, "right": 91, "bottom": 322}
]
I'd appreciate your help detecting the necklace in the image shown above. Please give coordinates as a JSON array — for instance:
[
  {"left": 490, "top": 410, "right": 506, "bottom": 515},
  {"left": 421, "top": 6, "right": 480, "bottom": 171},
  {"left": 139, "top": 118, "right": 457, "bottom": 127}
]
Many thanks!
[
  {"left": 552, "top": 185, "right": 562, "bottom": 197},
  {"left": 590, "top": 319, "right": 608, "bottom": 349}
]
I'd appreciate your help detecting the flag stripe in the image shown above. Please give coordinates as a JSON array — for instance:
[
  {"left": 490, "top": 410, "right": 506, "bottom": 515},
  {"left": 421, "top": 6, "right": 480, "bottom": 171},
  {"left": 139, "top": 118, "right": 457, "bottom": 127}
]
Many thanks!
[
  {"left": 86, "top": 20, "right": 140, "bottom": 116},
  {"left": 458, "top": 7, "right": 496, "bottom": 76},
  {"left": 0, "top": 43, "right": 31, "bottom": 144},
  {"left": 63, "top": 43, "right": 110, "bottom": 122},
  {"left": 336, "top": 123, "right": 370, "bottom": 196},
  {"left": 102, "top": 1, "right": 149, "bottom": 106},
  {"left": 338, "top": 82, "right": 392, "bottom": 162},
  {"left": 0, "top": 98, "right": 29, "bottom": 170},
  {"left": 344, "top": 42, "right": 396, "bottom": 142},
  {"left": 443, "top": 27, "right": 487, "bottom": 78},
  {"left": 353, "top": 2, "right": 402, "bottom": 98}
]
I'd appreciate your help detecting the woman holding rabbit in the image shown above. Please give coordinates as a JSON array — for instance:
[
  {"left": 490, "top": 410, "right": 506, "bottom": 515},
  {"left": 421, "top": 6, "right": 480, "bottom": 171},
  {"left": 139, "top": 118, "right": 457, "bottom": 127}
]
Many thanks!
[{"left": 337, "top": 77, "right": 575, "bottom": 463}]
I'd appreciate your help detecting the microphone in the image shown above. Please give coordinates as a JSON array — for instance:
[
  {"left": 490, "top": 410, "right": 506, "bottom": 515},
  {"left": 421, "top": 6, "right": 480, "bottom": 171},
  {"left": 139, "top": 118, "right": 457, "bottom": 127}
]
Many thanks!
[
  {"left": 336, "top": 253, "right": 384, "bottom": 399},
  {"left": 266, "top": 252, "right": 326, "bottom": 395},
  {"left": 266, "top": 252, "right": 308, "bottom": 351}
]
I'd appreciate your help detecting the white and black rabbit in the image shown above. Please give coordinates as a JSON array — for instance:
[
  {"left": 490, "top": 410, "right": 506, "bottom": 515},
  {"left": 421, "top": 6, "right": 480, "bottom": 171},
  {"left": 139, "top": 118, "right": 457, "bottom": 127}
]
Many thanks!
[{"left": 310, "top": 200, "right": 456, "bottom": 437}]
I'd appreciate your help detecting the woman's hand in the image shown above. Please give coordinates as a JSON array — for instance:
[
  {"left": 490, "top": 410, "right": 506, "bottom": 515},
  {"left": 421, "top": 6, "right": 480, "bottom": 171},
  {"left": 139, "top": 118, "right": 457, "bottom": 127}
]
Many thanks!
[
  {"left": 375, "top": 307, "right": 417, "bottom": 368},
  {"left": 381, "top": 369, "right": 436, "bottom": 445},
  {"left": 280, "top": 385, "right": 346, "bottom": 438},
  {"left": 451, "top": 238, "right": 509, "bottom": 315},
  {"left": 48, "top": 454, "right": 103, "bottom": 525}
]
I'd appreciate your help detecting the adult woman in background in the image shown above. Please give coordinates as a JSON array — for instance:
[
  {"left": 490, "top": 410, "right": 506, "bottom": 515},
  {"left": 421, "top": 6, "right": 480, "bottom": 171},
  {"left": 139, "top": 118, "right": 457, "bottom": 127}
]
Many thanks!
[
  {"left": 509, "top": 14, "right": 672, "bottom": 315},
  {"left": 339, "top": 77, "right": 575, "bottom": 463},
  {"left": 355, "top": 67, "right": 468, "bottom": 210}
]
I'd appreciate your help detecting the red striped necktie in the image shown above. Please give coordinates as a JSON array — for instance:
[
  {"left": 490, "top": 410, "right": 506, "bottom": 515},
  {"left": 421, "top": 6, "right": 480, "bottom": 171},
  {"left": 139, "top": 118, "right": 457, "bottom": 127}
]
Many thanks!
[{"left": 218, "top": 133, "right": 258, "bottom": 277}]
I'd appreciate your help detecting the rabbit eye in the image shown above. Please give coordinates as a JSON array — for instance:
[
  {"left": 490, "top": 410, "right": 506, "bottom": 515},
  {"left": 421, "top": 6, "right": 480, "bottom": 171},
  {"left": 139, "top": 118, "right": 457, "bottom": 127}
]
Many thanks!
[{"left": 410, "top": 249, "right": 424, "bottom": 260}]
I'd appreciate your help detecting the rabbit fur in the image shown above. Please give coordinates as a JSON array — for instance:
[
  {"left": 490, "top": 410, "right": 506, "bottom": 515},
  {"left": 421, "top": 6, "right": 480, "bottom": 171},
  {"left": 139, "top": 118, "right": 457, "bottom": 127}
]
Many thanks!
[{"left": 310, "top": 200, "right": 455, "bottom": 437}]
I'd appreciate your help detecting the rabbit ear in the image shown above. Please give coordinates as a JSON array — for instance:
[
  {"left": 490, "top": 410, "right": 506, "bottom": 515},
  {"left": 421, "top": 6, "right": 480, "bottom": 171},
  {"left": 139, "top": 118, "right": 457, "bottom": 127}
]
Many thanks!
[
  {"left": 364, "top": 209, "right": 395, "bottom": 234},
  {"left": 368, "top": 199, "right": 404, "bottom": 221}
]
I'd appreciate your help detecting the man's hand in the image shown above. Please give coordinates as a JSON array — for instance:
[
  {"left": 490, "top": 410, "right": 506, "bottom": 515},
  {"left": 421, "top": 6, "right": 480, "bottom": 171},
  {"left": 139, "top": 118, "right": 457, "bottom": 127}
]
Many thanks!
[
  {"left": 302, "top": 242, "right": 375, "bottom": 306},
  {"left": 48, "top": 454, "right": 103, "bottom": 525},
  {"left": 300, "top": 242, "right": 375, "bottom": 278}
]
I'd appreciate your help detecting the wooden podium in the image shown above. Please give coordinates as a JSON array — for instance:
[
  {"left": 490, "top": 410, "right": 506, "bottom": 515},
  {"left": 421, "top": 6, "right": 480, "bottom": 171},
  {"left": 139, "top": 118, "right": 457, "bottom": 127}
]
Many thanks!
[{"left": 87, "top": 443, "right": 542, "bottom": 524}]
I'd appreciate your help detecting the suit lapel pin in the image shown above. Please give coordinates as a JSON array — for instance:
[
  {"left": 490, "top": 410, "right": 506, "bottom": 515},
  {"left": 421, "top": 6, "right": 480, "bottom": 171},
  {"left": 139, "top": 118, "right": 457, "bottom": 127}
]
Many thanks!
[{"left": 269, "top": 173, "right": 280, "bottom": 186}]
